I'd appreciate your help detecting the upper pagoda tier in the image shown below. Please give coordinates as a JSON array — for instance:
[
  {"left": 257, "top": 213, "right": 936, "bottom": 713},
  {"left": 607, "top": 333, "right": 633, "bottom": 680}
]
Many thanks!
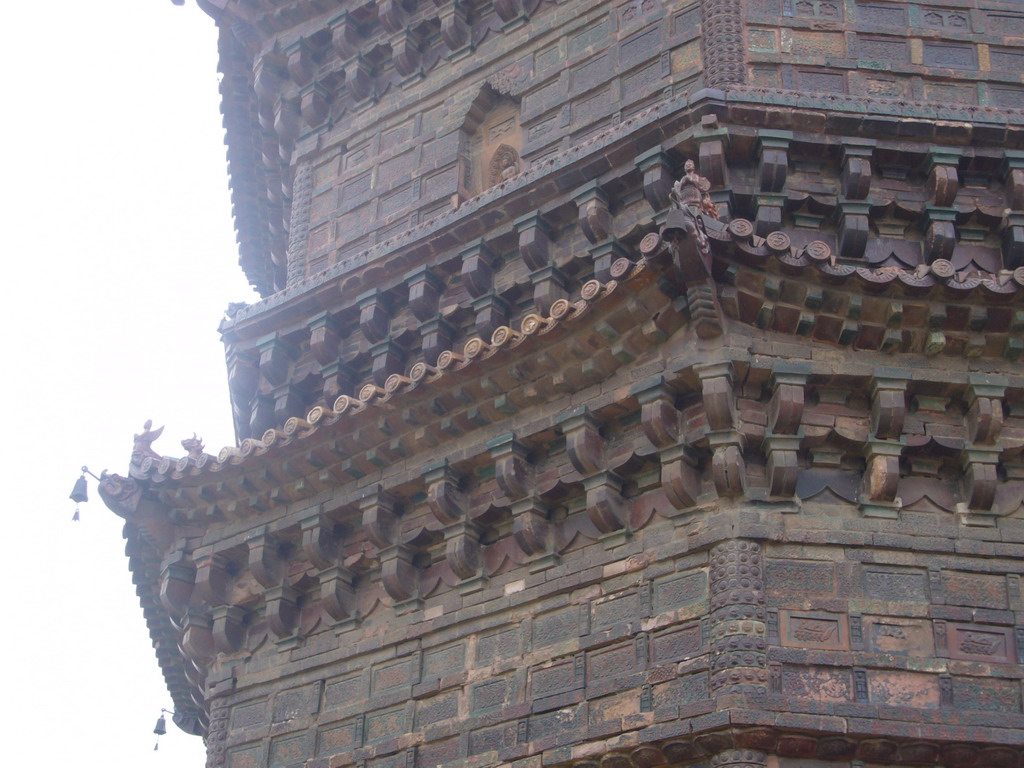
[{"left": 193, "top": 0, "right": 1024, "bottom": 297}]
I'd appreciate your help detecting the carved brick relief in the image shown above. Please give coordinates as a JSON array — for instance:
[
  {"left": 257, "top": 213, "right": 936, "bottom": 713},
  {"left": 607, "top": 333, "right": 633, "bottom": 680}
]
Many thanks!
[
  {"left": 856, "top": 2, "right": 907, "bottom": 27},
  {"left": 709, "top": 540, "right": 766, "bottom": 694},
  {"left": 780, "top": 612, "right": 849, "bottom": 650},
  {"left": 789, "top": 0, "right": 842, "bottom": 19},
  {"left": 782, "top": 665, "right": 851, "bottom": 702},
  {"left": 225, "top": 743, "right": 263, "bottom": 768},
  {"left": 945, "top": 624, "right": 1017, "bottom": 664},
  {"left": 987, "top": 13, "right": 1024, "bottom": 37},
  {"left": 459, "top": 86, "right": 524, "bottom": 198},
  {"left": 922, "top": 42, "right": 977, "bottom": 71},
  {"left": 701, "top": 0, "right": 746, "bottom": 88},
  {"left": 920, "top": 8, "right": 970, "bottom": 30},
  {"left": 865, "top": 617, "right": 933, "bottom": 656}
]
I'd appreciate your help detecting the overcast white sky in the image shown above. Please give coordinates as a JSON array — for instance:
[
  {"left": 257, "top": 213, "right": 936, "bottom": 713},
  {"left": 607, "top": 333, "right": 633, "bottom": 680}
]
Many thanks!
[{"left": 2, "top": 2, "right": 257, "bottom": 764}]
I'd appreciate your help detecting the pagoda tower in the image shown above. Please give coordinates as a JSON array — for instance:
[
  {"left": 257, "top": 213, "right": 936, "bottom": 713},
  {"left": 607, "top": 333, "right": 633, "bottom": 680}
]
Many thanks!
[{"left": 104, "top": 2, "right": 1024, "bottom": 768}]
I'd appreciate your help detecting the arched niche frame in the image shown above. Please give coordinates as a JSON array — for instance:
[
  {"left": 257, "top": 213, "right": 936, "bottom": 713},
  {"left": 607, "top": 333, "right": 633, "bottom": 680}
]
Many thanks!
[{"left": 457, "top": 84, "right": 524, "bottom": 199}]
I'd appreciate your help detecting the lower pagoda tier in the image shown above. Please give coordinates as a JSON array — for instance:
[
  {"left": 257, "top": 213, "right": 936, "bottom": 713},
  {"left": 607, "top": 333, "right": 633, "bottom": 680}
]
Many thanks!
[
  {"left": 101, "top": 295, "right": 1024, "bottom": 768},
  {"left": 105, "top": 479, "right": 1024, "bottom": 768}
]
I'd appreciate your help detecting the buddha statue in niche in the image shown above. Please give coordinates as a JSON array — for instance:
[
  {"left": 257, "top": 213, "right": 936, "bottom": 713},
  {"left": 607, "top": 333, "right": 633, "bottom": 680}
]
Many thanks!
[{"left": 459, "top": 87, "right": 524, "bottom": 198}]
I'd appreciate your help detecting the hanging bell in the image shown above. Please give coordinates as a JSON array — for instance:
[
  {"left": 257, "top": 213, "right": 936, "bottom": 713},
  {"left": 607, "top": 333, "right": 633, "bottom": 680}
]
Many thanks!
[
  {"left": 153, "top": 711, "right": 169, "bottom": 751},
  {"left": 69, "top": 475, "right": 88, "bottom": 505},
  {"left": 69, "top": 473, "right": 88, "bottom": 522}
]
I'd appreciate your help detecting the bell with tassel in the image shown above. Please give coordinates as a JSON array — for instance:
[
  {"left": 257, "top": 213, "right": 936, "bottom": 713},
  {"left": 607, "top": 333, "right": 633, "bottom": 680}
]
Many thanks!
[
  {"left": 69, "top": 470, "right": 89, "bottom": 522},
  {"left": 69, "top": 466, "right": 102, "bottom": 522},
  {"left": 153, "top": 709, "right": 170, "bottom": 751}
]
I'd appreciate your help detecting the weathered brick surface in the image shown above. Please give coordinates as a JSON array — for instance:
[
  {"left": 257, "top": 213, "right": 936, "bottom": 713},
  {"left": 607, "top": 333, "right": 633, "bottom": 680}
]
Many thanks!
[
  {"left": 111, "top": 3, "right": 1024, "bottom": 768},
  {"left": 181, "top": 487, "right": 1024, "bottom": 768}
]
